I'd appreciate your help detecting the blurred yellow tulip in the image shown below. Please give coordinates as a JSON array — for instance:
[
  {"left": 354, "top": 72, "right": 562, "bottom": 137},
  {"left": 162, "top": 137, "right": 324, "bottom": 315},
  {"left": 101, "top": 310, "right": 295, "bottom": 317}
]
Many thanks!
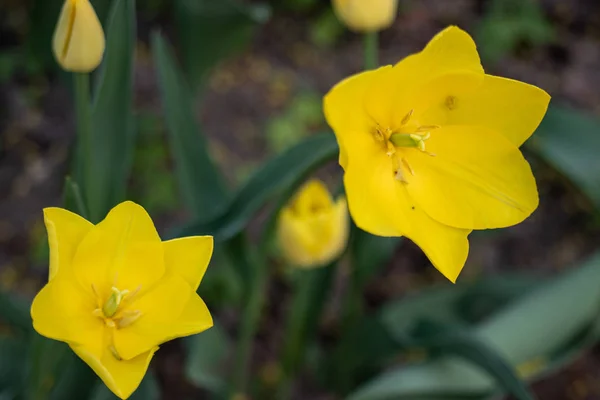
[
  {"left": 332, "top": 0, "right": 398, "bottom": 32},
  {"left": 277, "top": 180, "right": 349, "bottom": 268},
  {"left": 53, "top": 0, "right": 105, "bottom": 72}
]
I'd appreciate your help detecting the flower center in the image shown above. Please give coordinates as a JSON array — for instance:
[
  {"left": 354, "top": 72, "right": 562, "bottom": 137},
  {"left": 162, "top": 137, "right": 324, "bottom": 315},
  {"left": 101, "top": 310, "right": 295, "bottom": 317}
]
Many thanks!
[
  {"left": 373, "top": 109, "right": 438, "bottom": 183},
  {"left": 92, "top": 285, "right": 142, "bottom": 330}
]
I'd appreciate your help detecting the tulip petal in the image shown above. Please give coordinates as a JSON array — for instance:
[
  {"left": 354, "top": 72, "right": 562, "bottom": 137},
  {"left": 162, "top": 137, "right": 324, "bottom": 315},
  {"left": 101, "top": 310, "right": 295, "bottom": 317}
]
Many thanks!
[
  {"left": 413, "top": 26, "right": 483, "bottom": 79},
  {"left": 344, "top": 147, "right": 470, "bottom": 282},
  {"left": 43, "top": 207, "right": 93, "bottom": 281},
  {"left": 163, "top": 236, "right": 214, "bottom": 291},
  {"left": 71, "top": 343, "right": 156, "bottom": 400},
  {"left": 73, "top": 202, "right": 165, "bottom": 300},
  {"left": 324, "top": 67, "right": 389, "bottom": 169},
  {"left": 53, "top": 0, "right": 105, "bottom": 72},
  {"left": 363, "top": 26, "right": 484, "bottom": 129},
  {"left": 113, "top": 274, "right": 211, "bottom": 360},
  {"left": 405, "top": 126, "right": 539, "bottom": 230},
  {"left": 426, "top": 74, "right": 551, "bottom": 147},
  {"left": 31, "top": 276, "right": 103, "bottom": 355}
]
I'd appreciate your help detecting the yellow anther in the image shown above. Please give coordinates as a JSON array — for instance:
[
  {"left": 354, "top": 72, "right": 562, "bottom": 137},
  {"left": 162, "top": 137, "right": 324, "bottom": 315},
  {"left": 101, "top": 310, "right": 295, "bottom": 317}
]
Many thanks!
[
  {"left": 416, "top": 125, "right": 440, "bottom": 132},
  {"left": 109, "top": 344, "right": 122, "bottom": 361},
  {"left": 116, "top": 310, "right": 142, "bottom": 329},
  {"left": 402, "top": 158, "right": 415, "bottom": 176},
  {"left": 105, "top": 319, "right": 116, "bottom": 328},
  {"left": 386, "top": 141, "right": 396, "bottom": 156},
  {"left": 374, "top": 126, "right": 386, "bottom": 141},
  {"left": 92, "top": 308, "right": 103, "bottom": 318},
  {"left": 401, "top": 109, "right": 414, "bottom": 125}
]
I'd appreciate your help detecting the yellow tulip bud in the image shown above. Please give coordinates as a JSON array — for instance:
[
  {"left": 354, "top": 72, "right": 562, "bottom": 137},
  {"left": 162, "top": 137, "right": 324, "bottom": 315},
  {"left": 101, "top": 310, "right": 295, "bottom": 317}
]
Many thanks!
[
  {"left": 277, "top": 179, "right": 349, "bottom": 268},
  {"left": 53, "top": 0, "right": 105, "bottom": 72},
  {"left": 332, "top": 0, "right": 398, "bottom": 32}
]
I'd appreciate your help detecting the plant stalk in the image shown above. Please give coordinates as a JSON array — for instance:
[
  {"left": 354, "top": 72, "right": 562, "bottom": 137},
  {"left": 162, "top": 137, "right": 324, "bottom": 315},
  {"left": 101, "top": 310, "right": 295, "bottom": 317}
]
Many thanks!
[
  {"left": 73, "top": 73, "right": 94, "bottom": 220},
  {"left": 364, "top": 31, "right": 379, "bottom": 70}
]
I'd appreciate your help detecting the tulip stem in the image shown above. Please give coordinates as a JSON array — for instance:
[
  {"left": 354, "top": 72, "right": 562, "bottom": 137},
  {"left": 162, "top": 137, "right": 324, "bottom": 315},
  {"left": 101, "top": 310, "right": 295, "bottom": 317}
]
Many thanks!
[
  {"left": 364, "top": 31, "right": 379, "bottom": 70},
  {"left": 73, "top": 73, "right": 94, "bottom": 219},
  {"left": 276, "top": 271, "right": 315, "bottom": 399},
  {"left": 231, "top": 246, "right": 269, "bottom": 396}
]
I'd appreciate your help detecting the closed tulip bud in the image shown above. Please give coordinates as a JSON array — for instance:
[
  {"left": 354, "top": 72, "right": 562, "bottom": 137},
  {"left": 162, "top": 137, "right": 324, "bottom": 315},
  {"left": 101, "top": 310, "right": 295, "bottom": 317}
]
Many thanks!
[
  {"left": 332, "top": 0, "right": 398, "bottom": 32},
  {"left": 277, "top": 180, "right": 349, "bottom": 268},
  {"left": 53, "top": 0, "right": 105, "bottom": 72}
]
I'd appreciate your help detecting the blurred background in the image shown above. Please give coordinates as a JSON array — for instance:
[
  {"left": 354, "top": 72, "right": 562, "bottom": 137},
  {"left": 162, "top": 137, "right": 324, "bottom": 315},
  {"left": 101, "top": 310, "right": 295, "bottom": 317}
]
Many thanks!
[{"left": 1, "top": 0, "right": 600, "bottom": 399}]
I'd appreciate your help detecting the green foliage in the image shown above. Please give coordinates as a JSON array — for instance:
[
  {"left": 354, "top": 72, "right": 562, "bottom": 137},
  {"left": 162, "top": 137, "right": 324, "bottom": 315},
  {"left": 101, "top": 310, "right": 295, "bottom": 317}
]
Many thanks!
[
  {"left": 78, "top": 0, "right": 137, "bottom": 222},
  {"left": 528, "top": 105, "right": 600, "bottom": 210},
  {"left": 184, "top": 323, "right": 231, "bottom": 394},
  {"left": 266, "top": 91, "right": 325, "bottom": 153},
  {"left": 152, "top": 33, "right": 230, "bottom": 217},
  {"left": 174, "top": 0, "right": 271, "bottom": 89},
  {"left": 350, "top": 253, "right": 600, "bottom": 399},
  {"left": 174, "top": 133, "right": 339, "bottom": 241},
  {"left": 309, "top": 8, "right": 345, "bottom": 48},
  {"left": 477, "top": 0, "right": 554, "bottom": 63}
]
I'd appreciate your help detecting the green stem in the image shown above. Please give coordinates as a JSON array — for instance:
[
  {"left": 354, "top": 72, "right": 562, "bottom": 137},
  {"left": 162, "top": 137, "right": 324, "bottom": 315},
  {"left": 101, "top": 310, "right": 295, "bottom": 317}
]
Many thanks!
[
  {"left": 276, "top": 271, "right": 314, "bottom": 399},
  {"left": 363, "top": 31, "right": 379, "bottom": 70},
  {"left": 231, "top": 249, "right": 269, "bottom": 397},
  {"left": 73, "top": 73, "right": 94, "bottom": 220}
]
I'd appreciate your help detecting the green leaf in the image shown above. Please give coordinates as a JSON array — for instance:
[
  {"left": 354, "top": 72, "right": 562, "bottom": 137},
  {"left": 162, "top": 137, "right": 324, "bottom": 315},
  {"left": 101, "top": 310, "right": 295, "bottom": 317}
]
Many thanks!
[
  {"left": 173, "top": 133, "right": 339, "bottom": 241},
  {"left": 0, "top": 290, "right": 32, "bottom": 334},
  {"left": 351, "top": 254, "right": 600, "bottom": 399},
  {"left": 174, "top": 0, "right": 271, "bottom": 89},
  {"left": 0, "top": 336, "right": 27, "bottom": 393},
  {"left": 84, "top": 0, "right": 137, "bottom": 222},
  {"left": 88, "top": 371, "right": 160, "bottom": 400},
  {"left": 151, "top": 32, "right": 229, "bottom": 218},
  {"left": 528, "top": 105, "right": 600, "bottom": 209},
  {"left": 413, "top": 321, "right": 534, "bottom": 400},
  {"left": 352, "top": 230, "right": 400, "bottom": 289},
  {"left": 184, "top": 323, "right": 231, "bottom": 394},
  {"left": 47, "top": 350, "right": 97, "bottom": 400}
]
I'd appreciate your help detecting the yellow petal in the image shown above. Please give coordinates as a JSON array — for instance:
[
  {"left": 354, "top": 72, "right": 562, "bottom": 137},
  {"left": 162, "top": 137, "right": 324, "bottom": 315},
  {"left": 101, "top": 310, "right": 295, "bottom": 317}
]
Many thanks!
[
  {"left": 413, "top": 26, "right": 483, "bottom": 79},
  {"left": 363, "top": 27, "right": 483, "bottom": 130},
  {"left": 72, "top": 201, "right": 165, "bottom": 301},
  {"left": 405, "top": 126, "right": 539, "bottom": 230},
  {"left": 324, "top": 67, "right": 389, "bottom": 169},
  {"left": 43, "top": 207, "right": 93, "bottom": 281},
  {"left": 163, "top": 236, "right": 214, "bottom": 291},
  {"left": 343, "top": 146, "right": 470, "bottom": 282},
  {"left": 31, "top": 276, "right": 104, "bottom": 355},
  {"left": 113, "top": 274, "right": 212, "bottom": 360},
  {"left": 71, "top": 343, "right": 156, "bottom": 400},
  {"left": 52, "top": 0, "right": 105, "bottom": 72},
  {"left": 428, "top": 74, "right": 551, "bottom": 147}
]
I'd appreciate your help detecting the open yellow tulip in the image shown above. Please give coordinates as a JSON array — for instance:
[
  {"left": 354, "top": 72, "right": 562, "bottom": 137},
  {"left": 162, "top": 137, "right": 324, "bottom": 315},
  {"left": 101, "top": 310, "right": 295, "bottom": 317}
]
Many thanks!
[
  {"left": 53, "top": 0, "right": 105, "bottom": 72},
  {"left": 31, "top": 201, "right": 214, "bottom": 399},
  {"left": 324, "top": 26, "right": 550, "bottom": 282},
  {"left": 332, "top": 0, "right": 398, "bottom": 32},
  {"left": 277, "top": 180, "right": 349, "bottom": 268}
]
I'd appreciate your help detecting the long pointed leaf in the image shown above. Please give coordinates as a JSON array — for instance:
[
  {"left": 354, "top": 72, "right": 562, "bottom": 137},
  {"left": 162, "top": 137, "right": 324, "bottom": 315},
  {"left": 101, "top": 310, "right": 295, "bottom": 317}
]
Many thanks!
[{"left": 151, "top": 32, "right": 229, "bottom": 217}]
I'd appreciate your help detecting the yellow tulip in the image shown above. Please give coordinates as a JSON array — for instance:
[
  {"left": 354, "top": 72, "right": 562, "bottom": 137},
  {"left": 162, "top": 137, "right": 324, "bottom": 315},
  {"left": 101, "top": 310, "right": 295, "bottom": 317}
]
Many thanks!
[
  {"left": 53, "top": 0, "right": 105, "bottom": 72},
  {"left": 31, "top": 201, "right": 214, "bottom": 399},
  {"left": 277, "top": 180, "right": 349, "bottom": 268},
  {"left": 332, "top": 0, "right": 398, "bottom": 32},
  {"left": 324, "top": 26, "right": 550, "bottom": 282}
]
